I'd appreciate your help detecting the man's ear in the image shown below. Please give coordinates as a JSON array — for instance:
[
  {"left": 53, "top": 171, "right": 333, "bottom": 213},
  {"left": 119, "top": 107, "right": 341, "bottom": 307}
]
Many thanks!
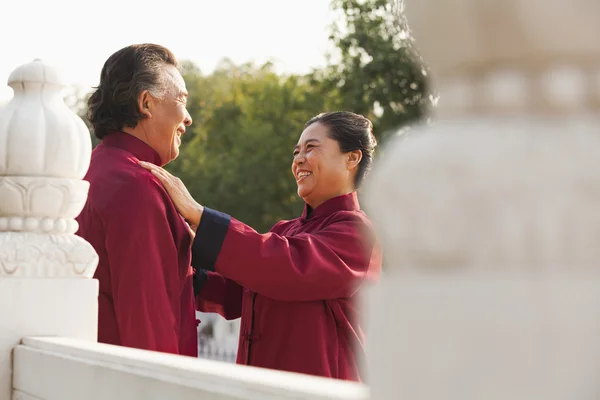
[
  {"left": 137, "top": 90, "right": 152, "bottom": 118},
  {"left": 347, "top": 149, "right": 362, "bottom": 170}
]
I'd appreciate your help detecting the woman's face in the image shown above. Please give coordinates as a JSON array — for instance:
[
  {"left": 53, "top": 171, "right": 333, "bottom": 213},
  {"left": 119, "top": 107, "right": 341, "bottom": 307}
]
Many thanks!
[{"left": 292, "top": 122, "right": 358, "bottom": 209}]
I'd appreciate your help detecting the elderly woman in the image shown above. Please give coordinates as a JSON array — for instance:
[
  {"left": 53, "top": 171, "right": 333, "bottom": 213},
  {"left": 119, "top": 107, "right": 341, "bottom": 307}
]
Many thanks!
[{"left": 140, "top": 111, "right": 381, "bottom": 381}]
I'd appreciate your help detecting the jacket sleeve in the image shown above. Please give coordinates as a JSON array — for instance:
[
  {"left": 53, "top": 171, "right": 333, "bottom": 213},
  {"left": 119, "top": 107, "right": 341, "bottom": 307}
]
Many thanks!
[
  {"left": 105, "top": 175, "right": 181, "bottom": 354},
  {"left": 191, "top": 209, "right": 242, "bottom": 319},
  {"left": 191, "top": 208, "right": 379, "bottom": 302},
  {"left": 194, "top": 271, "right": 243, "bottom": 320}
]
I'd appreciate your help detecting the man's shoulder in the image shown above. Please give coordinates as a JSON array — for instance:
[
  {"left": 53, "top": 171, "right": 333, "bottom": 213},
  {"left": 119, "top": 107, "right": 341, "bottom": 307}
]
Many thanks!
[
  {"left": 88, "top": 145, "right": 138, "bottom": 176},
  {"left": 85, "top": 157, "right": 168, "bottom": 216},
  {"left": 88, "top": 145, "right": 159, "bottom": 188}
]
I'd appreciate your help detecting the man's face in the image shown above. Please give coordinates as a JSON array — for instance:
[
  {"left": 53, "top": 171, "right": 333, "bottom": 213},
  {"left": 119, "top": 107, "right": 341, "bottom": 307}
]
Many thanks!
[{"left": 141, "top": 65, "right": 192, "bottom": 165}]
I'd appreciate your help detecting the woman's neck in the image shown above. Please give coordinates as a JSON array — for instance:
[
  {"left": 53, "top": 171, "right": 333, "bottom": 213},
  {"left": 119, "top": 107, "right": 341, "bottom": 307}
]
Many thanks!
[{"left": 305, "top": 189, "right": 354, "bottom": 210}]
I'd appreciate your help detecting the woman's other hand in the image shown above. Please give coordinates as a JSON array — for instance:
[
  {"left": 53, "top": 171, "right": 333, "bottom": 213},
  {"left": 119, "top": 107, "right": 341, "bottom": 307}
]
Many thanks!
[{"left": 139, "top": 161, "right": 203, "bottom": 227}]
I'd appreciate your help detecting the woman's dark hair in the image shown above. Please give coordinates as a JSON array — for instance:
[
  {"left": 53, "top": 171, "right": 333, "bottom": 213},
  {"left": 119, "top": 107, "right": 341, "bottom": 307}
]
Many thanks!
[
  {"left": 305, "top": 111, "right": 377, "bottom": 188},
  {"left": 87, "top": 43, "right": 179, "bottom": 140}
]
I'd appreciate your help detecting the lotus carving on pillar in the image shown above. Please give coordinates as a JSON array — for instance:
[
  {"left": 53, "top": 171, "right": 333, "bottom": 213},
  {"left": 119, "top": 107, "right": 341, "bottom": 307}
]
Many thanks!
[{"left": 0, "top": 60, "right": 98, "bottom": 278}]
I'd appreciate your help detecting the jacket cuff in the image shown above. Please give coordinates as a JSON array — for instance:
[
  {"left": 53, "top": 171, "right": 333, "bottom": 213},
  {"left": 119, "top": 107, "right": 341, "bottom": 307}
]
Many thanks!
[
  {"left": 193, "top": 269, "right": 208, "bottom": 296},
  {"left": 191, "top": 207, "right": 231, "bottom": 272}
]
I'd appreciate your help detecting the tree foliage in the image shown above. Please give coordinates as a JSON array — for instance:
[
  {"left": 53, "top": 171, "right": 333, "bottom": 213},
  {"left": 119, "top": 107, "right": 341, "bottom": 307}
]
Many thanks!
[{"left": 325, "top": 0, "right": 433, "bottom": 139}]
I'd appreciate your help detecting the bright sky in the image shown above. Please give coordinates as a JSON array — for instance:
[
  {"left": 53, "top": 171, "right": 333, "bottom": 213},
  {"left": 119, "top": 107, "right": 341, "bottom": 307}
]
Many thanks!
[{"left": 0, "top": 0, "right": 336, "bottom": 103}]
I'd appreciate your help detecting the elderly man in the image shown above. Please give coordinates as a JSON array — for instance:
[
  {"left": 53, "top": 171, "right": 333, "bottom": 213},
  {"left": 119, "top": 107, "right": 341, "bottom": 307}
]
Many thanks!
[{"left": 76, "top": 44, "right": 196, "bottom": 356}]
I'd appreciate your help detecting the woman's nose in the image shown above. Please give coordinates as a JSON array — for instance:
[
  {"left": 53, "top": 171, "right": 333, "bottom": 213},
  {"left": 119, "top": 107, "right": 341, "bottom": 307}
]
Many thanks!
[{"left": 293, "top": 153, "right": 305, "bottom": 165}]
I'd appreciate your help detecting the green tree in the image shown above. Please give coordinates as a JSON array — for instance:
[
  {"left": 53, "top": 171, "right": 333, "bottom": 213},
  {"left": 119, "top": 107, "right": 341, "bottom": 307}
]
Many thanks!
[{"left": 324, "top": 0, "right": 433, "bottom": 139}]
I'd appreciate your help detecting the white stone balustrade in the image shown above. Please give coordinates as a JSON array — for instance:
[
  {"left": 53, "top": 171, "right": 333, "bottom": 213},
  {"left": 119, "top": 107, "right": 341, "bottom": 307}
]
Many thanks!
[
  {"left": 365, "top": 0, "right": 600, "bottom": 399},
  {"left": 13, "top": 337, "right": 367, "bottom": 400},
  {"left": 0, "top": 59, "right": 98, "bottom": 277},
  {"left": 0, "top": 60, "right": 100, "bottom": 399}
]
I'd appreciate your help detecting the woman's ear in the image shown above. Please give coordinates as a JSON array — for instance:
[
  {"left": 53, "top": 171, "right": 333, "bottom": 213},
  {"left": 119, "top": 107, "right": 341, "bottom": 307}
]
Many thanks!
[
  {"left": 347, "top": 149, "right": 363, "bottom": 170},
  {"left": 137, "top": 90, "right": 152, "bottom": 118}
]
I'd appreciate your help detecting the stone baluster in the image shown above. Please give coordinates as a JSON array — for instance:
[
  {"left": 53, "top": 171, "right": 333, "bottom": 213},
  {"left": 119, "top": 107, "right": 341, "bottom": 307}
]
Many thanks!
[
  {"left": 0, "top": 60, "right": 98, "bottom": 399},
  {"left": 365, "top": 0, "right": 600, "bottom": 398}
]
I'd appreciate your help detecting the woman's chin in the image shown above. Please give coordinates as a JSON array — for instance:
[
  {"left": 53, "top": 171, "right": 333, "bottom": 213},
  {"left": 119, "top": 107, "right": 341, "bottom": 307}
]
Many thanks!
[{"left": 297, "top": 185, "right": 311, "bottom": 199}]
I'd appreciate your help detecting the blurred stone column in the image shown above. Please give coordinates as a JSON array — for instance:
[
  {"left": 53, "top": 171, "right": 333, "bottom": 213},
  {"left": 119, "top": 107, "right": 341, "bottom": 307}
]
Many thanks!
[
  {"left": 365, "top": 0, "right": 600, "bottom": 398},
  {"left": 0, "top": 60, "right": 98, "bottom": 399}
]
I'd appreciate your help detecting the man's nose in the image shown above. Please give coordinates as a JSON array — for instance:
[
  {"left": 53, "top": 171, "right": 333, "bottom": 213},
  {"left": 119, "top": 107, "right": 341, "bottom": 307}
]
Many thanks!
[{"left": 184, "top": 110, "right": 192, "bottom": 126}]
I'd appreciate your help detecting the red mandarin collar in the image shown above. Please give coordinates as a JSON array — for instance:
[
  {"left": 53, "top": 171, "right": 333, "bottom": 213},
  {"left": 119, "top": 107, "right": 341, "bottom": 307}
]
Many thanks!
[
  {"left": 102, "top": 131, "right": 162, "bottom": 165},
  {"left": 301, "top": 192, "right": 361, "bottom": 220}
]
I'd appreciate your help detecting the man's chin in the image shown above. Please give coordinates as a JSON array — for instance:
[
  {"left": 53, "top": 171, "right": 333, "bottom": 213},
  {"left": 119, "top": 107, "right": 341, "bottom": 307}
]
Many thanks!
[
  {"left": 160, "top": 149, "right": 180, "bottom": 166},
  {"left": 170, "top": 146, "right": 181, "bottom": 160}
]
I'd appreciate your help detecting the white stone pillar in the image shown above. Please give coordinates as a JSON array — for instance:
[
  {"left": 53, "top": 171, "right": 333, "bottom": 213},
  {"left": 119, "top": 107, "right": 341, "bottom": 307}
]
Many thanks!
[
  {"left": 365, "top": 0, "right": 600, "bottom": 398},
  {"left": 0, "top": 60, "right": 98, "bottom": 399}
]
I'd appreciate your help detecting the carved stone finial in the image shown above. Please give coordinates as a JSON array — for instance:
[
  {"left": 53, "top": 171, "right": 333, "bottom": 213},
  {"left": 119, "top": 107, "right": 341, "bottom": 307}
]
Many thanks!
[
  {"left": 405, "top": 0, "right": 600, "bottom": 116},
  {"left": 364, "top": 1, "right": 600, "bottom": 397},
  {"left": 367, "top": 0, "right": 600, "bottom": 272},
  {"left": 366, "top": 123, "right": 600, "bottom": 274},
  {"left": 0, "top": 60, "right": 97, "bottom": 278}
]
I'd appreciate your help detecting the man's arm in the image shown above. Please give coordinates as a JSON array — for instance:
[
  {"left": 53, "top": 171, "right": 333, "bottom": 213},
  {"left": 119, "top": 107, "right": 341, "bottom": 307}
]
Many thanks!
[
  {"left": 195, "top": 270, "right": 243, "bottom": 320},
  {"left": 105, "top": 174, "right": 181, "bottom": 353}
]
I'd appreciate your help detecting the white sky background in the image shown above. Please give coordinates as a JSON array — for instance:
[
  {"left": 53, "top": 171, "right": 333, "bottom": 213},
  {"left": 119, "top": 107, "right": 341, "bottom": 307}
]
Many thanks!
[{"left": 0, "top": 0, "right": 337, "bottom": 103}]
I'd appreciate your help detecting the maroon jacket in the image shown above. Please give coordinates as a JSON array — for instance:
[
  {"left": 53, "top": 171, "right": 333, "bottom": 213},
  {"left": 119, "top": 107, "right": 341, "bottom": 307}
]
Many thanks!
[
  {"left": 76, "top": 132, "right": 197, "bottom": 357},
  {"left": 193, "top": 193, "right": 381, "bottom": 380}
]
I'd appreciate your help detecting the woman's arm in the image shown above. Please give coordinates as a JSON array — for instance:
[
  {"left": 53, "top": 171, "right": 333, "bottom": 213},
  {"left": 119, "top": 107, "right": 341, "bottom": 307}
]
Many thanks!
[
  {"left": 193, "top": 208, "right": 381, "bottom": 302},
  {"left": 136, "top": 161, "right": 380, "bottom": 302}
]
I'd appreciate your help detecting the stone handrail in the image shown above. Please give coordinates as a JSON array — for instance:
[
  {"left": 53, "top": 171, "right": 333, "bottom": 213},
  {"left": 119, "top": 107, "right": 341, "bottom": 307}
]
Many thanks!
[{"left": 13, "top": 337, "right": 368, "bottom": 400}]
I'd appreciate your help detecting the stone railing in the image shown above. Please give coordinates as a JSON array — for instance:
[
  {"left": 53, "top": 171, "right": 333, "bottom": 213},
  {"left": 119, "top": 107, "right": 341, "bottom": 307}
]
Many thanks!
[
  {"left": 13, "top": 337, "right": 367, "bottom": 400},
  {"left": 0, "top": 59, "right": 99, "bottom": 400}
]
